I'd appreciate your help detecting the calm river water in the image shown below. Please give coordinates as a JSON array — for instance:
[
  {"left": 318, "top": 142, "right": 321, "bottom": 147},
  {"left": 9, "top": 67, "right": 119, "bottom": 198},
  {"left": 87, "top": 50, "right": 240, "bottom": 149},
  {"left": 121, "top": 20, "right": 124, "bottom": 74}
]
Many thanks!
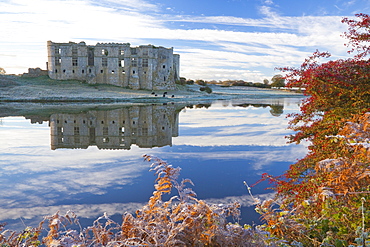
[{"left": 0, "top": 95, "right": 307, "bottom": 231}]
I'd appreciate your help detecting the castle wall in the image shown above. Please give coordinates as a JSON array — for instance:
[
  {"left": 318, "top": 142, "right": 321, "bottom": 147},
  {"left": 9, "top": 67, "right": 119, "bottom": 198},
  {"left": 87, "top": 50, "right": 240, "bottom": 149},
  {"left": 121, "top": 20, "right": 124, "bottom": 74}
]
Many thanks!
[{"left": 47, "top": 41, "right": 179, "bottom": 90}]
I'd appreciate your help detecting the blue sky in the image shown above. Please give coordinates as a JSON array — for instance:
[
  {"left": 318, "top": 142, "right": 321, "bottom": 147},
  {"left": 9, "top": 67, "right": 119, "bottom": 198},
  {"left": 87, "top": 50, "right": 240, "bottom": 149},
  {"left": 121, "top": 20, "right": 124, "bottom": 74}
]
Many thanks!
[{"left": 1, "top": 0, "right": 369, "bottom": 81}]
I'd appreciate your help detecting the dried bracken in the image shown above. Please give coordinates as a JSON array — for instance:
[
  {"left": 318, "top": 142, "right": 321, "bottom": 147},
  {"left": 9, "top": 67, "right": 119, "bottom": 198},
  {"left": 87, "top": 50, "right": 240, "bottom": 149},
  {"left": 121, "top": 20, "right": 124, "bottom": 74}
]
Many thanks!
[{"left": 0, "top": 155, "right": 275, "bottom": 246}]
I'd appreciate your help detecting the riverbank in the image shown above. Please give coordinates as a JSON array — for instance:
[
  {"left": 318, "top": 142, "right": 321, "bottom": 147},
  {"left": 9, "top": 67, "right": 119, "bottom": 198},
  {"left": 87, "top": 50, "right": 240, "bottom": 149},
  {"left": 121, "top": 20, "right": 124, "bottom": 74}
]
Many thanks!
[{"left": 0, "top": 75, "right": 303, "bottom": 104}]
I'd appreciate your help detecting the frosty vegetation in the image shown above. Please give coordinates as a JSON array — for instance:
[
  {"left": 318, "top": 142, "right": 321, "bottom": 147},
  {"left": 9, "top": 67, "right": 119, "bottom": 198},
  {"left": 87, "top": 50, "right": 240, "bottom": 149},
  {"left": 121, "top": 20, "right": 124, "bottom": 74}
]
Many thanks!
[
  {"left": 0, "top": 155, "right": 280, "bottom": 246},
  {"left": 1, "top": 13, "right": 370, "bottom": 247}
]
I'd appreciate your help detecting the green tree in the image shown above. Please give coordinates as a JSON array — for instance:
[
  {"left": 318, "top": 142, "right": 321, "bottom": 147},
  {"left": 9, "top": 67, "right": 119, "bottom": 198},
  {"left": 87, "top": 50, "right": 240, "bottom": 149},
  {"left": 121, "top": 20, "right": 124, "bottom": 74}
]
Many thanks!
[
  {"left": 270, "top": 74, "right": 285, "bottom": 88},
  {"left": 269, "top": 104, "right": 284, "bottom": 117},
  {"left": 195, "top": 79, "right": 206, "bottom": 86},
  {"left": 176, "top": 77, "right": 187, "bottom": 85}
]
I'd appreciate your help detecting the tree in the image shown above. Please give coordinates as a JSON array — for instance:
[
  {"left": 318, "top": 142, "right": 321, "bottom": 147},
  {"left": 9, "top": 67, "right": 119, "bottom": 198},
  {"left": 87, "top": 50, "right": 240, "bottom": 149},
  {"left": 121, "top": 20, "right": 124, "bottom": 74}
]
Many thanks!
[
  {"left": 342, "top": 13, "right": 370, "bottom": 59},
  {"left": 0, "top": 67, "right": 5, "bottom": 75},
  {"left": 176, "top": 77, "right": 187, "bottom": 85},
  {"left": 199, "top": 86, "right": 212, "bottom": 93},
  {"left": 270, "top": 74, "right": 285, "bottom": 88},
  {"left": 263, "top": 79, "right": 269, "bottom": 85},
  {"left": 195, "top": 79, "right": 206, "bottom": 86},
  {"left": 254, "top": 14, "right": 370, "bottom": 245},
  {"left": 269, "top": 104, "right": 284, "bottom": 117}
]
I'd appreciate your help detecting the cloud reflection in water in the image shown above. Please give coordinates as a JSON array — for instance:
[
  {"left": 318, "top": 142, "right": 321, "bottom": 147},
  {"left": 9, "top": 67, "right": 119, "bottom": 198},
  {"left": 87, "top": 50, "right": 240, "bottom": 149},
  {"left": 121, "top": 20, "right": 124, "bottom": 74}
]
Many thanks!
[{"left": 0, "top": 99, "right": 307, "bottom": 229}]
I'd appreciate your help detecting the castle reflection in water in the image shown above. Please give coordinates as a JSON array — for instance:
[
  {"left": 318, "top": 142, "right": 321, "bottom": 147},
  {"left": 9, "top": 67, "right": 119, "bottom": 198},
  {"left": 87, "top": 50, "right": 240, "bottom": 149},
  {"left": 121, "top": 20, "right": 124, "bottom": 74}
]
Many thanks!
[
  {"left": 21, "top": 102, "right": 285, "bottom": 150},
  {"left": 48, "top": 104, "right": 182, "bottom": 150}
]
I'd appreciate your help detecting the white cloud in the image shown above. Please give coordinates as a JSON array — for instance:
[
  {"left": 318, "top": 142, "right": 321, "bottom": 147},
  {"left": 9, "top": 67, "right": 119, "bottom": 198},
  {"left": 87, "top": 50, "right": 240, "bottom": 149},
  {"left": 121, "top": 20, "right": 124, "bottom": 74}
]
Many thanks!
[
  {"left": 0, "top": 0, "right": 352, "bottom": 81},
  {"left": 0, "top": 191, "right": 276, "bottom": 233},
  {"left": 88, "top": 0, "right": 159, "bottom": 12},
  {"left": 263, "top": 0, "right": 274, "bottom": 5}
]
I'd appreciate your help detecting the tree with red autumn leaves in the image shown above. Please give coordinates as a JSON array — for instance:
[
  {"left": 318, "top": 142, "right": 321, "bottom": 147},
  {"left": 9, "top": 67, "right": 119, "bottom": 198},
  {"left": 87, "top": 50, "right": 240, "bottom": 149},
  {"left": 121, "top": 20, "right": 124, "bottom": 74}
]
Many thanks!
[{"left": 255, "top": 14, "right": 370, "bottom": 246}]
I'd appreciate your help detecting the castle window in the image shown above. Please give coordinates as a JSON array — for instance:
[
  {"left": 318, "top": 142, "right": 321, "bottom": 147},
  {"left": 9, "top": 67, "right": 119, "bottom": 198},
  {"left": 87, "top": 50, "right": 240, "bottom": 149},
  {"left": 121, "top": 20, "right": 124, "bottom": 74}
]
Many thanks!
[
  {"left": 122, "top": 70, "right": 125, "bottom": 75},
  {"left": 103, "top": 127, "right": 108, "bottom": 136},
  {"left": 72, "top": 46, "right": 77, "bottom": 55},
  {"left": 74, "top": 127, "right": 80, "bottom": 135},
  {"left": 131, "top": 58, "right": 137, "bottom": 67},
  {"left": 120, "top": 49, "right": 125, "bottom": 55},
  {"left": 143, "top": 50, "right": 148, "bottom": 56},
  {"left": 120, "top": 59, "right": 124, "bottom": 67},
  {"left": 55, "top": 57, "right": 61, "bottom": 65},
  {"left": 163, "top": 65, "right": 166, "bottom": 69},
  {"left": 82, "top": 69, "right": 84, "bottom": 73},
  {"left": 101, "top": 70, "right": 103, "bottom": 73},
  {"left": 88, "top": 48, "right": 94, "bottom": 66},
  {"left": 72, "top": 57, "right": 78, "bottom": 66},
  {"left": 102, "top": 57, "right": 108, "bottom": 67},
  {"left": 102, "top": 49, "right": 108, "bottom": 56},
  {"left": 55, "top": 47, "right": 61, "bottom": 55},
  {"left": 103, "top": 137, "right": 109, "bottom": 143},
  {"left": 89, "top": 69, "right": 92, "bottom": 73},
  {"left": 111, "top": 70, "right": 115, "bottom": 74},
  {"left": 142, "top": 58, "right": 148, "bottom": 67},
  {"left": 164, "top": 76, "right": 166, "bottom": 81},
  {"left": 55, "top": 69, "right": 58, "bottom": 73},
  {"left": 131, "top": 48, "right": 137, "bottom": 55},
  {"left": 72, "top": 70, "right": 75, "bottom": 73},
  {"left": 133, "top": 70, "right": 136, "bottom": 74},
  {"left": 63, "top": 69, "right": 66, "bottom": 73}
]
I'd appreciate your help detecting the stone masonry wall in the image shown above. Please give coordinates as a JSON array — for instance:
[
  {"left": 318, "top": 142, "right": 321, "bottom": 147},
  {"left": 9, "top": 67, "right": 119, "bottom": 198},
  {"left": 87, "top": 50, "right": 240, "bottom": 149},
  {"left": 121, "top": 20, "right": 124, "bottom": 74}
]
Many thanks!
[{"left": 47, "top": 41, "right": 179, "bottom": 90}]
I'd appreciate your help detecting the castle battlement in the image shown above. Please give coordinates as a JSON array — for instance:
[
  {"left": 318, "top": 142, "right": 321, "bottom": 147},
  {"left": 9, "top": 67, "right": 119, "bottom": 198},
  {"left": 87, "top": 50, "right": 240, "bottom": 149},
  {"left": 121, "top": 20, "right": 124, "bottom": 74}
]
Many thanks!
[{"left": 47, "top": 41, "right": 180, "bottom": 90}]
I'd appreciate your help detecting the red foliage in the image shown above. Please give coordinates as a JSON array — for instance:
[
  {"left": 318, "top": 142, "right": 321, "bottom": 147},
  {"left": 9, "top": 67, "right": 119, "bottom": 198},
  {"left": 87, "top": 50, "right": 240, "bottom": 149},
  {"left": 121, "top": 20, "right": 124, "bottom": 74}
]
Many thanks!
[
  {"left": 254, "top": 14, "right": 370, "bottom": 245},
  {"left": 342, "top": 13, "right": 370, "bottom": 59}
]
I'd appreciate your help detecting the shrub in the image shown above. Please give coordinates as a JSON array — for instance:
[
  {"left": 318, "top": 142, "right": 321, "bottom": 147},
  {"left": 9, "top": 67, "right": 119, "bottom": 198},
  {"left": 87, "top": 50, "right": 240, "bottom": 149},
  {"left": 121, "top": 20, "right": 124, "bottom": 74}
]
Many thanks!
[
  {"left": 195, "top": 80, "right": 206, "bottom": 86},
  {"left": 176, "top": 77, "right": 187, "bottom": 85},
  {"left": 0, "top": 155, "right": 276, "bottom": 246},
  {"left": 200, "top": 86, "right": 212, "bottom": 94},
  {"left": 252, "top": 13, "right": 370, "bottom": 246}
]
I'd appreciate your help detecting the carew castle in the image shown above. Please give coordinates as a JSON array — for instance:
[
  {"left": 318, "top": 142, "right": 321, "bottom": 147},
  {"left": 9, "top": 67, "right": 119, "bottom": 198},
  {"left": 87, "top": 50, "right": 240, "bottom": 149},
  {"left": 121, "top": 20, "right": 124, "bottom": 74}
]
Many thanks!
[{"left": 47, "top": 41, "right": 180, "bottom": 90}]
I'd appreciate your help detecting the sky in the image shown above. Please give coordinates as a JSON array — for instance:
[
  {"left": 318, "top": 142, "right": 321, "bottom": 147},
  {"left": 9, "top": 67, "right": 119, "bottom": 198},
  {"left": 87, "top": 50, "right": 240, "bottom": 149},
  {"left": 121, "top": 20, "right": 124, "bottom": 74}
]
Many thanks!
[{"left": 1, "top": 0, "right": 369, "bottom": 82}]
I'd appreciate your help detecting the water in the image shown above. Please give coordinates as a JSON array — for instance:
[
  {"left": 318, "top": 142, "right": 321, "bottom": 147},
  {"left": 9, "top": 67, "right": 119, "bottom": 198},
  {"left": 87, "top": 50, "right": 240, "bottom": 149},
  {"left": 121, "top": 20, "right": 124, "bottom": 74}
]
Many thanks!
[{"left": 0, "top": 96, "right": 307, "bottom": 231}]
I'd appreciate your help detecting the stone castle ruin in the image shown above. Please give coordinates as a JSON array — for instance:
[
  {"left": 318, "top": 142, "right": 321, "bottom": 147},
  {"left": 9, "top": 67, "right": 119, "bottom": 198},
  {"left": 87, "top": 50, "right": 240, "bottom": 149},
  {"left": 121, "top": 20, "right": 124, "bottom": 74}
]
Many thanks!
[{"left": 47, "top": 41, "right": 180, "bottom": 90}]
